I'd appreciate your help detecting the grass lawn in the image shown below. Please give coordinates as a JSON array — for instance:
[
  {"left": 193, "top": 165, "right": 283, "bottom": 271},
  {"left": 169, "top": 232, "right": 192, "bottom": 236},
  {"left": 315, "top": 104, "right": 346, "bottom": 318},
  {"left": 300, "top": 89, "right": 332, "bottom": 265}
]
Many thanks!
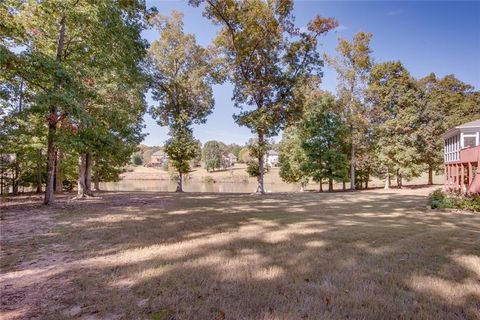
[{"left": 1, "top": 188, "right": 479, "bottom": 319}]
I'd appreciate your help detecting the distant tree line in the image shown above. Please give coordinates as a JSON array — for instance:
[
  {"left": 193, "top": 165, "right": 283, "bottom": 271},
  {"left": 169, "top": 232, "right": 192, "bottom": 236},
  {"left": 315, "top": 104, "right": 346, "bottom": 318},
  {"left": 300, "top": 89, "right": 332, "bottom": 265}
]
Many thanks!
[{"left": 278, "top": 32, "right": 480, "bottom": 191}]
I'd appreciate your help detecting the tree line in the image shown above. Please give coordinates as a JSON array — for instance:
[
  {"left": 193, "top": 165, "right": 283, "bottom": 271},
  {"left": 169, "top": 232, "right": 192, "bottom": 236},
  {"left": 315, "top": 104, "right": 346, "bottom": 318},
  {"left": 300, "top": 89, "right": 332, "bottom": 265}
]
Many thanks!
[
  {"left": 1, "top": 0, "right": 478, "bottom": 203},
  {"left": 279, "top": 32, "right": 479, "bottom": 191}
]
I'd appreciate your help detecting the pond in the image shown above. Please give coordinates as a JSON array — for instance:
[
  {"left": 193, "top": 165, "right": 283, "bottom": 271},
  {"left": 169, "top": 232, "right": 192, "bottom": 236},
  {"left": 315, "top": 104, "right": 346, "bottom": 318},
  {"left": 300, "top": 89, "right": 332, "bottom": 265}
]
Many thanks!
[{"left": 99, "top": 179, "right": 303, "bottom": 193}]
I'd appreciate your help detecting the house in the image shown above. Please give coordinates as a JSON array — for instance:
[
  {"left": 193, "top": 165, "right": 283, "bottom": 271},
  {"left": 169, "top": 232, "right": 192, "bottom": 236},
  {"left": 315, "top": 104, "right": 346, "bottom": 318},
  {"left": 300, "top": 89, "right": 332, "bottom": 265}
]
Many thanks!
[
  {"left": 266, "top": 150, "right": 279, "bottom": 167},
  {"left": 147, "top": 150, "right": 168, "bottom": 167},
  {"left": 443, "top": 119, "right": 480, "bottom": 194},
  {"left": 221, "top": 153, "right": 237, "bottom": 169}
]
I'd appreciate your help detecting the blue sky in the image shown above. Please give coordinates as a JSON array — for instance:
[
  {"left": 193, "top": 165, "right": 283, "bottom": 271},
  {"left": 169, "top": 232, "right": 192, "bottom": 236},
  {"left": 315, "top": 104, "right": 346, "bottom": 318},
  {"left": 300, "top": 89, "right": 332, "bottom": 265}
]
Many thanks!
[{"left": 142, "top": 0, "right": 480, "bottom": 147}]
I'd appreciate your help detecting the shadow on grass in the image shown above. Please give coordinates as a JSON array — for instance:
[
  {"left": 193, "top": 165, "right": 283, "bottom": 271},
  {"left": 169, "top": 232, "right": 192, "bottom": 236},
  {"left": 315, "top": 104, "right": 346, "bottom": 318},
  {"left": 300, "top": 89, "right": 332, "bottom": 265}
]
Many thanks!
[{"left": 1, "top": 191, "right": 479, "bottom": 319}]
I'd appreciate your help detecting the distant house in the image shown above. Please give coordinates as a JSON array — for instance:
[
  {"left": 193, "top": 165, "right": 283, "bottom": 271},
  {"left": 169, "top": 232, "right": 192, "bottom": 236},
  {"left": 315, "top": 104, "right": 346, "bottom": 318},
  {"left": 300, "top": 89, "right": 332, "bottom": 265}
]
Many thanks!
[
  {"left": 221, "top": 153, "right": 237, "bottom": 169},
  {"left": 265, "top": 150, "right": 279, "bottom": 167},
  {"left": 147, "top": 150, "right": 168, "bottom": 167},
  {"left": 444, "top": 119, "right": 480, "bottom": 194}
]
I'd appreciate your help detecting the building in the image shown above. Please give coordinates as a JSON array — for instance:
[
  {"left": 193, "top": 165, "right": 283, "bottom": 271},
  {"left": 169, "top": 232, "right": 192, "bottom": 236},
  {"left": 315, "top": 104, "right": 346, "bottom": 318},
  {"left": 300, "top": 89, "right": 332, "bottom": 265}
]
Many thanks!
[
  {"left": 221, "top": 153, "right": 237, "bottom": 169},
  {"left": 266, "top": 150, "right": 279, "bottom": 167},
  {"left": 443, "top": 119, "right": 480, "bottom": 194},
  {"left": 147, "top": 150, "right": 168, "bottom": 167}
]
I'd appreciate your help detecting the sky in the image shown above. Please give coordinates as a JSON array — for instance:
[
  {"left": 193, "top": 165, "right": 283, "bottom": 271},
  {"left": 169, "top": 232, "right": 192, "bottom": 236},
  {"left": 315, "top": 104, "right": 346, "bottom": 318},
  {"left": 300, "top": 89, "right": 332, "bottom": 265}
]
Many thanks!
[{"left": 142, "top": 0, "right": 480, "bottom": 147}]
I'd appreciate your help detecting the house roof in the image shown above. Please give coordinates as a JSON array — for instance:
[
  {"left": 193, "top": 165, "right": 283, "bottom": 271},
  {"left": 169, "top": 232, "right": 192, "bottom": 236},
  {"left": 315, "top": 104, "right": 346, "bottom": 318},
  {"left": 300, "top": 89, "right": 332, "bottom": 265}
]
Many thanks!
[
  {"left": 267, "top": 150, "right": 279, "bottom": 156},
  {"left": 443, "top": 118, "right": 480, "bottom": 138},
  {"left": 152, "top": 150, "right": 166, "bottom": 156},
  {"left": 457, "top": 119, "right": 480, "bottom": 128}
]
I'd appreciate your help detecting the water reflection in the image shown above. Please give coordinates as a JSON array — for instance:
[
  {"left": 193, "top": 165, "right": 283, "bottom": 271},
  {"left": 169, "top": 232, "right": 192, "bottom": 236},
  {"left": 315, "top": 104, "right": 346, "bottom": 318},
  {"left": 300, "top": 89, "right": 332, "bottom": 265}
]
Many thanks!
[{"left": 99, "top": 180, "right": 301, "bottom": 193}]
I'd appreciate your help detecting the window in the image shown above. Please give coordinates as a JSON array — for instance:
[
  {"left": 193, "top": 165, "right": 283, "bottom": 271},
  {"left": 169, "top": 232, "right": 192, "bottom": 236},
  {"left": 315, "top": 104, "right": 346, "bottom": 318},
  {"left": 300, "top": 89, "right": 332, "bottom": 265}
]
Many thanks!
[{"left": 463, "top": 136, "right": 477, "bottom": 148}]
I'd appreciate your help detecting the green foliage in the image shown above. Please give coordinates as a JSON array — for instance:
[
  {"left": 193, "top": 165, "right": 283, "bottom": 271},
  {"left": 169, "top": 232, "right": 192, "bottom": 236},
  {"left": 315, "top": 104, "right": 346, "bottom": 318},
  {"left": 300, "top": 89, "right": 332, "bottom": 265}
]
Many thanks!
[
  {"left": 278, "top": 126, "right": 309, "bottom": 188},
  {"left": 427, "top": 189, "right": 480, "bottom": 212},
  {"left": 149, "top": 11, "right": 217, "bottom": 191},
  {"left": 238, "top": 148, "right": 251, "bottom": 163},
  {"left": 202, "top": 140, "right": 226, "bottom": 172},
  {"left": 163, "top": 127, "right": 198, "bottom": 175},
  {"left": 300, "top": 93, "right": 349, "bottom": 189},
  {"left": 367, "top": 61, "right": 422, "bottom": 187},
  {"left": 192, "top": 0, "right": 338, "bottom": 192},
  {"left": 132, "top": 152, "right": 143, "bottom": 166}
]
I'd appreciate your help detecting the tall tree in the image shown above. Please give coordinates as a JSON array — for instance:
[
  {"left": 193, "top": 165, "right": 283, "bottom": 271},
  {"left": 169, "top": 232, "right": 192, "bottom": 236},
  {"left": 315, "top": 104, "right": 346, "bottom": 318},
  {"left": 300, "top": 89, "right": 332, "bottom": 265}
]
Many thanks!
[
  {"left": 192, "top": 0, "right": 337, "bottom": 193},
  {"left": 325, "top": 32, "right": 373, "bottom": 191},
  {"left": 367, "top": 61, "right": 422, "bottom": 188},
  {"left": 149, "top": 11, "right": 219, "bottom": 192},
  {"left": 300, "top": 93, "right": 349, "bottom": 192},
  {"left": 278, "top": 126, "right": 309, "bottom": 191},
  {"left": 417, "top": 73, "right": 480, "bottom": 184},
  {"left": 202, "top": 140, "right": 226, "bottom": 172}
]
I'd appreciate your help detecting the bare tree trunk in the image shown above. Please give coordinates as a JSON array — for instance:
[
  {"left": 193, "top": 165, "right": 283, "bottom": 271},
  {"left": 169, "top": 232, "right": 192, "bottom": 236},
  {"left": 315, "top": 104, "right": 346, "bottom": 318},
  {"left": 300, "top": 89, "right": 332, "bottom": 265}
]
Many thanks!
[
  {"left": 85, "top": 153, "right": 93, "bottom": 196},
  {"left": 36, "top": 149, "right": 42, "bottom": 193},
  {"left": 319, "top": 178, "right": 323, "bottom": 192},
  {"left": 342, "top": 180, "right": 346, "bottom": 191},
  {"left": 44, "top": 11, "right": 66, "bottom": 205},
  {"left": 176, "top": 171, "right": 183, "bottom": 192},
  {"left": 328, "top": 178, "right": 333, "bottom": 192},
  {"left": 77, "top": 153, "right": 87, "bottom": 198},
  {"left": 365, "top": 173, "right": 369, "bottom": 189},
  {"left": 54, "top": 150, "right": 63, "bottom": 193},
  {"left": 397, "top": 172, "right": 403, "bottom": 189},
  {"left": 428, "top": 166, "right": 433, "bottom": 185}
]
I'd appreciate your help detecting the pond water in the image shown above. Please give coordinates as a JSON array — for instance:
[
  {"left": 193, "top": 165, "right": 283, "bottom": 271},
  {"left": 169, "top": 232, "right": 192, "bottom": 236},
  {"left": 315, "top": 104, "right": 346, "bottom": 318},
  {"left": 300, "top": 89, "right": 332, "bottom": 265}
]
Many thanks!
[{"left": 99, "top": 179, "right": 303, "bottom": 193}]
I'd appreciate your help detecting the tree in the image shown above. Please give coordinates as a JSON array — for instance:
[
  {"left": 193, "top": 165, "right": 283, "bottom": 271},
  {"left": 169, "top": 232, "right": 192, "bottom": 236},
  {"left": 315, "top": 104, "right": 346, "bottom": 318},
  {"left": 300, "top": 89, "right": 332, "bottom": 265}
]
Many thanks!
[
  {"left": 202, "top": 140, "right": 225, "bottom": 172},
  {"left": 238, "top": 147, "right": 251, "bottom": 163},
  {"left": 417, "top": 74, "right": 480, "bottom": 184},
  {"left": 149, "top": 11, "right": 219, "bottom": 192},
  {"left": 132, "top": 153, "right": 143, "bottom": 166},
  {"left": 325, "top": 32, "right": 373, "bottom": 191},
  {"left": 192, "top": 0, "right": 338, "bottom": 193},
  {"left": 300, "top": 93, "right": 349, "bottom": 192},
  {"left": 1, "top": 0, "right": 150, "bottom": 203},
  {"left": 367, "top": 61, "right": 422, "bottom": 188},
  {"left": 279, "top": 126, "right": 309, "bottom": 191}
]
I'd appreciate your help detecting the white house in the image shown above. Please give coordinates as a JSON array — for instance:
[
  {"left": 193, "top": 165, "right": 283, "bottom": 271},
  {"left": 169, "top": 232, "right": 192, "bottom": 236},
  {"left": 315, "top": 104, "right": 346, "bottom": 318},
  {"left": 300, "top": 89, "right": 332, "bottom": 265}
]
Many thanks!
[{"left": 265, "top": 150, "right": 279, "bottom": 167}]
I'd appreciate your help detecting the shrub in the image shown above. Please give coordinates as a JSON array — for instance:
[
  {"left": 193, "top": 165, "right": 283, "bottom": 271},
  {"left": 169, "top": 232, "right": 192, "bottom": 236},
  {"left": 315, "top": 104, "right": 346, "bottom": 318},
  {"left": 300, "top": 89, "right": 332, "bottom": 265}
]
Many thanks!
[
  {"left": 203, "top": 176, "right": 215, "bottom": 184},
  {"left": 427, "top": 189, "right": 480, "bottom": 212}
]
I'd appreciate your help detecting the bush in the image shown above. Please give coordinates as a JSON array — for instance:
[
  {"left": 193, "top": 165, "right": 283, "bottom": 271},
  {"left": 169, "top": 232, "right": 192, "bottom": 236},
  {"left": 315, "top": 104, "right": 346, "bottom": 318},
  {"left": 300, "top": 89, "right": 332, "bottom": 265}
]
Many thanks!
[
  {"left": 203, "top": 176, "right": 215, "bottom": 184},
  {"left": 427, "top": 189, "right": 480, "bottom": 212}
]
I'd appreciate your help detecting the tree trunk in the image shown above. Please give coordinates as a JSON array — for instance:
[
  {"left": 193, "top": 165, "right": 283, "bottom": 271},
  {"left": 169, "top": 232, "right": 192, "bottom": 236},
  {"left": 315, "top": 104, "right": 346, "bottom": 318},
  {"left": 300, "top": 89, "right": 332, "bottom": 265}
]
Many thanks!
[
  {"left": 44, "top": 11, "right": 66, "bottom": 205},
  {"left": 85, "top": 152, "right": 93, "bottom": 196},
  {"left": 342, "top": 180, "right": 346, "bottom": 191},
  {"left": 77, "top": 153, "right": 87, "bottom": 198},
  {"left": 176, "top": 171, "right": 183, "bottom": 192},
  {"left": 36, "top": 149, "right": 42, "bottom": 193},
  {"left": 428, "top": 166, "right": 433, "bottom": 185},
  {"left": 384, "top": 172, "right": 390, "bottom": 189},
  {"left": 365, "top": 174, "right": 369, "bottom": 189},
  {"left": 319, "top": 178, "right": 323, "bottom": 192},
  {"left": 94, "top": 157, "right": 100, "bottom": 191},
  {"left": 12, "top": 156, "right": 19, "bottom": 195},
  {"left": 256, "top": 132, "right": 265, "bottom": 194},
  {"left": 54, "top": 150, "right": 63, "bottom": 193},
  {"left": 397, "top": 172, "right": 403, "bottom": 189},
  {"left": 328, "top": 178, "right": 333, "bottom": 192},
  {"left": 299, "top": 183, "right": 305, "bottom": 192},
  {"left": 350, "top": 129, "right": 356, "bottom": 191},
  {"left": 44, "top": 131, "right": 57, "bottom": 204}
]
